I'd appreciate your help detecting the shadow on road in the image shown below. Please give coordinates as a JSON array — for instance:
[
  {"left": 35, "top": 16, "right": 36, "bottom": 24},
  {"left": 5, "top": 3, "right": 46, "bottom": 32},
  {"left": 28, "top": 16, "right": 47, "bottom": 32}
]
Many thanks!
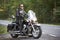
[
  {"left": 0, "top": 37, "right": 36, "bottom": 40},
  {"left": 0, "top": 34, "right": 60, "bottom": 40}
]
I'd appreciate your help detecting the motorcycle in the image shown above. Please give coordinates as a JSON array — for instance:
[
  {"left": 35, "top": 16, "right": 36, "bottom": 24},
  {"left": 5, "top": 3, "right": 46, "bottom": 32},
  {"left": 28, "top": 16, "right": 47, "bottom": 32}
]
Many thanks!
[{"left": 7, "top": 10, "right": 42, "bottom": 39}]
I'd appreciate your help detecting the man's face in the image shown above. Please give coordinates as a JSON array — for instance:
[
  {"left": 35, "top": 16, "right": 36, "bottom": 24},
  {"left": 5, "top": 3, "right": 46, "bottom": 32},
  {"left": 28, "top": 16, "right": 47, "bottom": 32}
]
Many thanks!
[{"left": 20, "top": 4, "right": 24, "bottom": 10}]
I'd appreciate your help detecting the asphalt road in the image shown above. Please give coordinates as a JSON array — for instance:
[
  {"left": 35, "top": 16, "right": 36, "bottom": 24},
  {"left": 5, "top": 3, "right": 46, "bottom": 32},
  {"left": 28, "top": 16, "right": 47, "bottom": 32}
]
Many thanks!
[
  {"left": 0, "top": 34, "right": 60, "bottom": 40},
  {"left": 0, "top": 20, "right": 60, "bottom": 40}
]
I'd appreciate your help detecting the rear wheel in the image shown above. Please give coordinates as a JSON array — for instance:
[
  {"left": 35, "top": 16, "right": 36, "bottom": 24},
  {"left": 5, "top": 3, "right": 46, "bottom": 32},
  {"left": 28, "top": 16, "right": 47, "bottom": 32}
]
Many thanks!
[
  {"left": 11, "top": 34, "right": 18, "bottom": 38},
  {"left": 32, "top": 26, "right": 42, "bottom": 39}
]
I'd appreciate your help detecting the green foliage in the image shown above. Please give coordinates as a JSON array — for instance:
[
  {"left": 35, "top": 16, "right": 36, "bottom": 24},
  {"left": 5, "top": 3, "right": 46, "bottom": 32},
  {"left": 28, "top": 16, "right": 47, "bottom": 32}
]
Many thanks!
[
  {"left": 0, "top": 25, "right": 7, "bottom": 34},
  {"left": 0, "top": 0, "right": 60, "bottom": 23},
  {"left": 0, "top": 11, "right": 8, "bottom": 19}
]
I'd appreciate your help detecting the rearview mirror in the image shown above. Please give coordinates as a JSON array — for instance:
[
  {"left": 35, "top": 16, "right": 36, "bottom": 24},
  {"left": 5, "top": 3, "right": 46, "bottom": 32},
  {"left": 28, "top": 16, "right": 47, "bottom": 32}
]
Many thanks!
[{"left": 11, "top": 15, "right": 15, "bottom": 19}]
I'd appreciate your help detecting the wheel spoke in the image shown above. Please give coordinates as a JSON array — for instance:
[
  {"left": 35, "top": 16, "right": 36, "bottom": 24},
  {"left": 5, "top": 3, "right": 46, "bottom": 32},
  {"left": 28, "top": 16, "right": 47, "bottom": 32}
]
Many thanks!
[{"left": 32, "top": 27, "right": 40, "bottom": 37}]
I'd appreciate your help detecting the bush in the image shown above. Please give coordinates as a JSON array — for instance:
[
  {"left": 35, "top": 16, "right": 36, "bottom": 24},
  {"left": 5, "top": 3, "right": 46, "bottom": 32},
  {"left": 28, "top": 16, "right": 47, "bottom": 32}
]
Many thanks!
[
  {"left": 0, "top": 11, "right": 9, "bottom": 20},
  {"left": 0, "top": 25, "right": 7, "bottom": 34}
]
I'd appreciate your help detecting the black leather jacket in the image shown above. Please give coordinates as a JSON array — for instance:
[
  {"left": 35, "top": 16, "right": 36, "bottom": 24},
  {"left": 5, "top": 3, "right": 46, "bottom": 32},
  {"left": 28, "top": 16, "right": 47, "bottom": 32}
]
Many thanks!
[{"left": 16, "top": 8, "right": 28, "bottom": 24}]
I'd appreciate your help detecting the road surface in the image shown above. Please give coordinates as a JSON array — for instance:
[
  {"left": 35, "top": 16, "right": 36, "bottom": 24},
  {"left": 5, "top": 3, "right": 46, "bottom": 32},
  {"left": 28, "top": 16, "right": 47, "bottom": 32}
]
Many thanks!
[
  {"left": 0, "top": 34, "right": 60, "bottom": 40},
  {"left": 0, "top": 20, "right": 60, "bottom": 40}
]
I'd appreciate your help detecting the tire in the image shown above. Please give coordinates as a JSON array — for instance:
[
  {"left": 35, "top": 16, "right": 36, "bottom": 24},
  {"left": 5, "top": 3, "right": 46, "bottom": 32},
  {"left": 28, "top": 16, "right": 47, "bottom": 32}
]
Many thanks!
[
  {"left": 11, "top": 34, "right": 18, "bottom": 38},
  {"left": 32, "top": 26, "right": 42, "bottom": 39}
]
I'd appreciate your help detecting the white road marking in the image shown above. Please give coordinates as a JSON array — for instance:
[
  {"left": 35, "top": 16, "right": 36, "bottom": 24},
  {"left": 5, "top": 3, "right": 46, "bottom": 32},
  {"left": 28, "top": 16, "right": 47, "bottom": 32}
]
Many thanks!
[{"left": 49, "top": 34, "right": 56, "bottom": 37}]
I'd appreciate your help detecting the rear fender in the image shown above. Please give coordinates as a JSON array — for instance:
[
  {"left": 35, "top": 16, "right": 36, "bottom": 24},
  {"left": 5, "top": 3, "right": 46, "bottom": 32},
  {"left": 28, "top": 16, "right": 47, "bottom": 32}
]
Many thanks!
[{"left": 7, "top": 23, "right": 17, "bottom": 31}]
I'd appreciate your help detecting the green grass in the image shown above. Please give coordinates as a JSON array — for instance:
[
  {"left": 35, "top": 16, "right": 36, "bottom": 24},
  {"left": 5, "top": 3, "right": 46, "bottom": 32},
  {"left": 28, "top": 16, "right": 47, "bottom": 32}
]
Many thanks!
[
  {"left": 52, "top": 23, "right": 60, "bottom": 25},
  {"left": 0, "top": 25, "right": 8, "bottom": 34},
  {"left": 46, "top": 23, "right": 60, "bottom": 25}
]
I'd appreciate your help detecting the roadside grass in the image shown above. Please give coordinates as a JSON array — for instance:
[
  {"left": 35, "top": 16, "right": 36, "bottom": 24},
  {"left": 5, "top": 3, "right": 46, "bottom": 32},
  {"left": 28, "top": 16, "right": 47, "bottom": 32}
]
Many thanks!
[
  {"left": 40, "top": 23, "right": 60, "bottom": 26},
  {"left": 48, "top": 23, "right": 60, "bottom": 25},
  {"left": 52, "top": 23, "right": 60, "bottom": 25},
  {"left": 0, "top": 25, "right": 8, "bottom": 34}
]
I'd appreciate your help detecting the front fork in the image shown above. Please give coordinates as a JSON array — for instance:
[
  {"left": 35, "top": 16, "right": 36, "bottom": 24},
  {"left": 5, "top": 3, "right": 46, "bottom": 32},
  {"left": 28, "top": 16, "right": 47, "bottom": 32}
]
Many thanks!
[{"left": 31, "top": 24, "right": 35, "bottom": 32}]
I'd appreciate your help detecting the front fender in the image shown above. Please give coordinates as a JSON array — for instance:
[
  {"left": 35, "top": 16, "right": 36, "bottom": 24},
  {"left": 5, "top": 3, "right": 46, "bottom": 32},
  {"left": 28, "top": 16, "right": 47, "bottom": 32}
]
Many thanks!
[{"left": 34, "top": 23, "right": 41, "bottom": 26}]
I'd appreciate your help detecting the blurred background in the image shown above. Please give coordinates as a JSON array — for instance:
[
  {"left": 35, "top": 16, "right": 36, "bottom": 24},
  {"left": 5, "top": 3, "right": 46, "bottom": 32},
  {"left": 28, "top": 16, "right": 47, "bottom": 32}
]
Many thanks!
[
  {"left": 0, "top": 0, "right": 60, "bottom": 24},
  {"left": 0, "top": 0, "right": 60, "bottom": 39}
]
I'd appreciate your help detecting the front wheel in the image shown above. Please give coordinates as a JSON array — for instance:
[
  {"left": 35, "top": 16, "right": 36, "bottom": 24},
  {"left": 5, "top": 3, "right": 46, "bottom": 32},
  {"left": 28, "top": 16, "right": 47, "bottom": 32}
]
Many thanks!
[{"left": 32, "top": 26, "right": 42, "bottom": 39}]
